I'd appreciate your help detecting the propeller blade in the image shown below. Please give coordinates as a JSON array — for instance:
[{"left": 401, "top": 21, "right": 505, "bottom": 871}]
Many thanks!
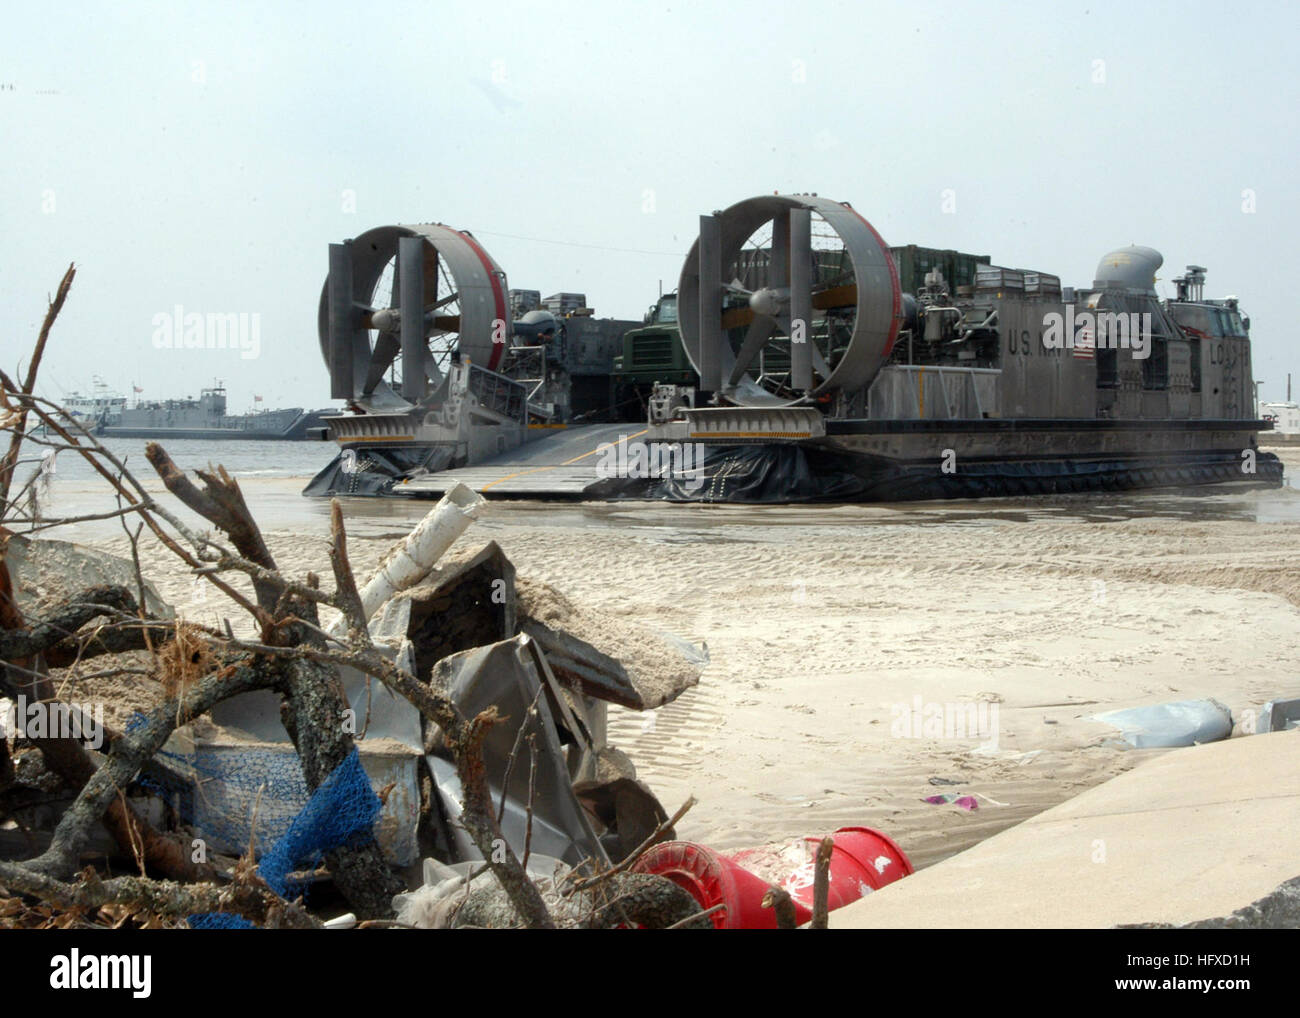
[
  {"left": 328, "top": 241, "right": 356, "bottom": 399},
  {"left": 810, "top": 342, "right": 831, "bottom": 379},
  {"left": 697, "top": 214, "right": 723, "bottom": 392},
  {"left": 789, "top": 207, "right": 813, "bottom": 391},
  {"left": 721, "top": 305, "right": 755, "bottom": 331},
  {"left": 720, "top": 284, "right": 858, "bottom": 332},
  {"left": 813, "top": 283, "right": 857, "bottom": 309},
  {"left": 363, "top": 332, "right": 400, "bottom": 394},
  {"left": 398, "top": 235, "right": 425, "bottom": 401},
  {"left": 728, "top": 315, "right": 777, "bottom": 387},
  {"left": 770, "top": 211, "right": 790, "bottom": 289}
]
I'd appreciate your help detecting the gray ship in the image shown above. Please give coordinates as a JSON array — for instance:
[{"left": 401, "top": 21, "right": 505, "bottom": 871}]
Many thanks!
[{"left": 96, "top": 384, "right": 327, "bottom": 441}]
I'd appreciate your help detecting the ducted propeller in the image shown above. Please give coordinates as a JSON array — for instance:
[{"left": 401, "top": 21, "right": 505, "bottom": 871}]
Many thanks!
[
  {"left": 319, "top": 224, "right": 510, "bottom": 407},
  {"left": 679, "top": 195, "right": 902, "bottom": 408}
]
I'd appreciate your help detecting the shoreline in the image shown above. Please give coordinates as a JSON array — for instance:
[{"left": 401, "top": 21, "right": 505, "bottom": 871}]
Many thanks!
[{"left": 48, "top": 451, "right": 1297, "bottom": 870}]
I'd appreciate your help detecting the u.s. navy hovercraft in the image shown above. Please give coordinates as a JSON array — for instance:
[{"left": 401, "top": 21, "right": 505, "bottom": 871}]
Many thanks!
[{"left": 304, "top": 194, "right": 1283, "bottom": 503}]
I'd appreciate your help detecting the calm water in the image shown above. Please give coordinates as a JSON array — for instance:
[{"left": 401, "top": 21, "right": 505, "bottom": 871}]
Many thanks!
[
  {"left": 9, "top": 435, "right": 1299, "bottom": 542},
  {"left": 21, "top": 437, "right": 336, "bottom": 482}
]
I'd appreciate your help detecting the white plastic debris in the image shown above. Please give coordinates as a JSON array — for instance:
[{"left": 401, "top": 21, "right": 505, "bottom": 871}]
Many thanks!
[
  {"left": 328, "top": 483, "right": 483, "bottom": 640},
  {"left": 1092, "top": 698, "right": 1233, "bottom": 749},
  {"left": 393, "top": 855, "right": 571, "bottom": 929},
  {"left": 358, "top": 483, "right": 483, "bottom": 620}
]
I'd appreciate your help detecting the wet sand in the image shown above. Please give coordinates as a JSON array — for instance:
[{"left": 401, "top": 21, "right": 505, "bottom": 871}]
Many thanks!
[{"left": 40, "top": 446, "right": 1299, "bottom": 871}]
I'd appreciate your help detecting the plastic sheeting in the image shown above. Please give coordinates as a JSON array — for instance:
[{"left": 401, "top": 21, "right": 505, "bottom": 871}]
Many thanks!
[
  {"left": 302, "top": 445, "right": 456, "bottom": 497},
  {"left": 1092, "top": 699, "right": 1234, "bottom": 749},
  {"left": 586, "top": 444, "right": 1285, "bottom": 504}
]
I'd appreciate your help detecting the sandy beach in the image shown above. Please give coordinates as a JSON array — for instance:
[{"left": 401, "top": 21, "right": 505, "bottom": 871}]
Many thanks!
[{"left": 45, "top": 445, "right": 1299, "bottom": 873}]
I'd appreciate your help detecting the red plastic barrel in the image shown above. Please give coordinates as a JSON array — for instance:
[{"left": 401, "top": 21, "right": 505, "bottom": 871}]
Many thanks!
[
  {"left": 631, "top": 841, "right": 786, "bottom": 929},
  {"left": 792, "top": 826, "right": 913, "bottom": 909},
  {"left": 633, "top": 827, "right": 914, "bottom": 929}
]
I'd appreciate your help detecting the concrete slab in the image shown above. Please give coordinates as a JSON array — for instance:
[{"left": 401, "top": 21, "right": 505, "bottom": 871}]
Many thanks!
[{"left": 831, "top": 731, "right": 1300, "bottom": 928}]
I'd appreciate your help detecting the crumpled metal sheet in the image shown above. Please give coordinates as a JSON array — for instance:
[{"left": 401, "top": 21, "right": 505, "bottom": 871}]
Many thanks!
[
  {"left": 427, "top": 635, "right": 607, "bottom": 870},
  {"left": 1259, "top": 698, "right": 1300, "bottom": 734}
]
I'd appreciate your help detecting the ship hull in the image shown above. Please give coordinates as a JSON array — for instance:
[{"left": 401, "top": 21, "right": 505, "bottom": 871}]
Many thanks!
[
  {"left": 303, "top": 419, "right": 1284, "bottom": 502},
  {"left": 101, "top": 426, "right": 299, "bottom": 440},
  {"left": 97, "top": 410, "right": 328, "bottom": 441}
]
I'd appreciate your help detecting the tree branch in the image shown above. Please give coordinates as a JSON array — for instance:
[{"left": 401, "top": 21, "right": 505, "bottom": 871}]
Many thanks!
[
  {"left": 0, "top": 263, "right": 74, "bottom": 509},
  {"left": 0, "top": 859, "right": 321, "bottom": 929}
]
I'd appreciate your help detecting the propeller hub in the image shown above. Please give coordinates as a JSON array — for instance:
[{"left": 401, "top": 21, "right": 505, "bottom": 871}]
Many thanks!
[
  {"left": 369, "top": 308, "right": 398, "bottom": 332},
  {"left": 748, "top": 287, "right": 782, "bottom": 317}
]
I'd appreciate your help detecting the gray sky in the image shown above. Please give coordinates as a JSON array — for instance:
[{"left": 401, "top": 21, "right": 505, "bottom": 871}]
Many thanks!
[{"left": 2, "top": 0, "right": 1298, "bottom": 410}]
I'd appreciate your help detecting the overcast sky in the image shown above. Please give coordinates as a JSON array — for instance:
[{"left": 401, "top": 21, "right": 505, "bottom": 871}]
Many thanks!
[{"left": 2, "top": 0, "right": 1297, "bottom": 411}]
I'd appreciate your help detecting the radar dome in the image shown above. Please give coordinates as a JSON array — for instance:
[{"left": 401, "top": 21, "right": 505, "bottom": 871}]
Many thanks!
[{"left": 1093, "top": 246, "right": 1163, "bottom": 293}]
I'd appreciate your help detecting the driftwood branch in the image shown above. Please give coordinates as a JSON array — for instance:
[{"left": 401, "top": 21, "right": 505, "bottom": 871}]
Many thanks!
[
  {"left": 762, "top": 885, "right": 798, "bottom": 930},
  {"left": 19, "top": 658, "right": 279, "bottom": 879},
  {"left": 0, "top": 263, "right": 75, "bottom": 509},
  {"left": 327, "top": 498, "right": 367, "bottom": 634},
  {"left": 0, "top": 585, "right": 139, "bottom": 661},
  {"left": 144, "top": 443, "right": 404, "bottom": 919},
  {"left": 0, "top": 859, "right": 321, "bottom": 929},
  {"left": 144, "top": 446, "right": 279, "bottom": 614},
  {"left": 810, "top": 835, "right": 833, "bottom": 929},
  {"left": 44, "top": 619, "right": 176, "bottom": 667}
]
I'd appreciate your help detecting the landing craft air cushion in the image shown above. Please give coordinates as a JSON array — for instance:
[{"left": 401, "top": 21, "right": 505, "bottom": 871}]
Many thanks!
[{"left": 303, "top": 195, "right": 1283, "bottom": 502}]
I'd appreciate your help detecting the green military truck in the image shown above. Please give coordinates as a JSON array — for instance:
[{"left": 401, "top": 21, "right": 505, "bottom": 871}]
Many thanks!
[{"left": 611, "top": 293, "right": 697, "bottom": 420}]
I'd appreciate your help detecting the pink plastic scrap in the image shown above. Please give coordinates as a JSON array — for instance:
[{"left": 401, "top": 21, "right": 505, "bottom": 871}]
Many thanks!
[{"left": 922, "top": 793, "right": 978, "bottom": 810}]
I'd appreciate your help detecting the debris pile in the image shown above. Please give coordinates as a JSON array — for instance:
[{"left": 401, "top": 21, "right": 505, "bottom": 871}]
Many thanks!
[{"left": 2, "top": 477, "right": 709, "bottom": 928}]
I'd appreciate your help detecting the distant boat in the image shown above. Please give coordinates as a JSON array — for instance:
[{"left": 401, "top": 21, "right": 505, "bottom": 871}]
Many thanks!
[
  {"left": 1259, "top": 401, "right": 1300, "bottom": 437},
  {"left": 86, "top": 382, "right": 327, "bottom": 441},
  {"left": 57, "top": 376, "right": 127, "bottom": 427}
]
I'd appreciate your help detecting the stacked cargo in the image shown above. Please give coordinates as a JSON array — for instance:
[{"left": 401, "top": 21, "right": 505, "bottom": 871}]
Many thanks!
[
  {"left": 1022, "top": 272, "right": 1062, "bottom": 297},
  {"left": 543, "top": 292, "right": 588, "bottom": 316},
  {"left": 975, "top": 265, "right": 1026, "bottom": 292},
  {"left": 509, "top": 289, "right": 541, "bottom": 316}
]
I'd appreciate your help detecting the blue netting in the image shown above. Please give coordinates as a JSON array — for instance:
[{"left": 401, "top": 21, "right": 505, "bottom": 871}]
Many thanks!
[
  {"left": 257, "top": 747, "right": 381, "bottom": 896},
  {"left": 188, "top": 912, "right": 255, "bottom": 930},
  {"left": 167, "top": 747, "right": 382, "bottom": 929},
  {"left": 134, "top": 707, "right": 338, "bottom": 861}
]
